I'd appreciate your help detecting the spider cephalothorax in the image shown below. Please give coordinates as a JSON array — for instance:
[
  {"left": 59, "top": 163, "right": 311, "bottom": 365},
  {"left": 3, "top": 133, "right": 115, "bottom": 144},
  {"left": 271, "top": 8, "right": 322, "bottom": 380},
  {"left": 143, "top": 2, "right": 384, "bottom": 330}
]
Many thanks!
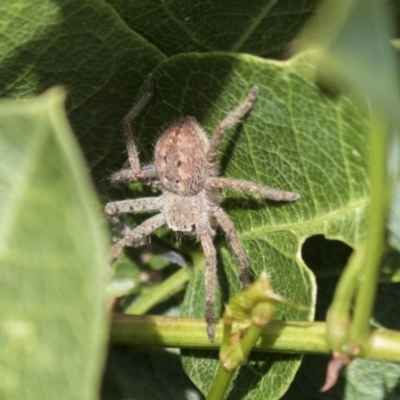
[
  {"left": 105, "top": 75, "right": 300, "bottom": 340},
  {"left": 154, "top": 117, "right": 210, "bottom": 196}
]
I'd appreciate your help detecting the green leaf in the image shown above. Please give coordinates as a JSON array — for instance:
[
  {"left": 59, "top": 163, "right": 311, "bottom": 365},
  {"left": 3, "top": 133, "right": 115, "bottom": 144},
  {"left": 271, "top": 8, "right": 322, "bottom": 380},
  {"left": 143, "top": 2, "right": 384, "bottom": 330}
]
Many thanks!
[
  {"left": 298, "top": 0, "right": 400, "bottom": 261},
  {"left": 0, "top": 88, "right": 108, "bottom": 399},
  {"left": 344, "top": 358, "right": 400, "bottom": 398},
  {"left": 0, "top": 1, "right": 377, "bottom": 398},
  {"left": 107, "top": 252, "right": 144, "bottom": 298},
  {"left": 115, "top": 51, "right": 368, "bottom": 398},
  {"left": 106, "top": 0, "right": 320, "bottom": 57},
  {"left": 298, "top": 0, "right": 400, "bottom": 124},
  {"left": 284, "top": 355, "right": 400, "bottom": 399},
  {"left": 102, "top": 348, "right": 202, "bottom": 400},
  {"left": 0, "top": 0, "right": 165, "bottom": 190}
]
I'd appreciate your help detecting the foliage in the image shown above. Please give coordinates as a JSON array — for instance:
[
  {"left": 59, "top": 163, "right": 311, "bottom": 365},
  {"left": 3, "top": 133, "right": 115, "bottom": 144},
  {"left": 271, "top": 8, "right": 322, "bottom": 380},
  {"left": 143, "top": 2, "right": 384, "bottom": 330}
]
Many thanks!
[
  {"left": 0, "top": 87, "right": 108, "bottom": 399},
  {"left": 0, "top": 0, "right": 399, "bottom": 399}
]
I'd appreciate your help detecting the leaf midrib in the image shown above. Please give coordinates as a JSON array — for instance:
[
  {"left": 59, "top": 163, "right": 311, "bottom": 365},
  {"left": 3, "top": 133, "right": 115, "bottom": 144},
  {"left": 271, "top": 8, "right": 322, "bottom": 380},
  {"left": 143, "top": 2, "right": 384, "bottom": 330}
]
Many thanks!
[{"left": 240, "top": 196, "right": 369, "bottom": 240}]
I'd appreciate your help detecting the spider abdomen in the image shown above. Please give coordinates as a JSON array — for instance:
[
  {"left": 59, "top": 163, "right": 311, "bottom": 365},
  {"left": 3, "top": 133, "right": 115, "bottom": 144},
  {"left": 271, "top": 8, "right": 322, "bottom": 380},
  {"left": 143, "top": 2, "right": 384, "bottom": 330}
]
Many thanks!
[
  {"left": 162, "top": 190, "right": 212, "bottom": 233},
  {"left": 154, "top": 117, "right": 209, "bottom": 196}
]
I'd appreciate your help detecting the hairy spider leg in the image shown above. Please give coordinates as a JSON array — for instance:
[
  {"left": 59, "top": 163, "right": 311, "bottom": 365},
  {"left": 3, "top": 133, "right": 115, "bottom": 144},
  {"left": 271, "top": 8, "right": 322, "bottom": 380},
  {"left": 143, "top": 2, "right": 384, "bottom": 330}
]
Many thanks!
[
  {"left": 105, "top": 196, "right": 163, "bottom": 263},
  {"left": 112, "top": 73, "right": 159, "bottom": 186},
  {"left": 197, "top": 226, "right": 218, "bottom": 341},
  {"left": 109, "top": 213, "right": 166, "bottom": 264},
  {"left": 206, "top": 177, "right": 300, "bottom": 201},
  {"left": 213, "top": 206, "right": 251, "bottom": 288},
  {"left": 123, "top": 74, "right": 154, "bottom": 175},
  {"left": 105, "top": 197, "right": 163, "bottom": 234},
  {"left": 207, "top": 86, "right": 259, "bottom": 169}
]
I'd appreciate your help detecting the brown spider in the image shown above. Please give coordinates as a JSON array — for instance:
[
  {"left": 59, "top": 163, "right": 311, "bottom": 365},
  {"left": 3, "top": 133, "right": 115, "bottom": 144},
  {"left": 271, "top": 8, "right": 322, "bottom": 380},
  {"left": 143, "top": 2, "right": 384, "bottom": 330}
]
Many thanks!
[{"left": 105, "top": 74, "right": 300, "bottom": 341}]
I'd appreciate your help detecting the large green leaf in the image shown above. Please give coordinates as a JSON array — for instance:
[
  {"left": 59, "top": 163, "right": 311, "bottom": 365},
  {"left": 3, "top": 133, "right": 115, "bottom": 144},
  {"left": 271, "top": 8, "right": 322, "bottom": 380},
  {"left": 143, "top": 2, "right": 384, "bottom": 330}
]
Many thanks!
[
  {"left": 113, "top": 52, "right": 368, "bottom": 398},
  {"left": 0, "top": 1, "right": 375, "bottom": 398},
  {"left": 0, "top": 88, "right": 108, "bottom": 399},
  {"left": 0, "top": 0, "right": 326, "bottom": 193},
  {"left": 102, "top": 348, "right": 201, "bottom": 400},
  {"left": 0, "top": 0, "right": 165, "bottom": 190},
  {"left": 106, "top": 0, "right": 320, "bottom": 57},
  {"left": 299, "top": 0, "right": 400, "bottom": 256}
]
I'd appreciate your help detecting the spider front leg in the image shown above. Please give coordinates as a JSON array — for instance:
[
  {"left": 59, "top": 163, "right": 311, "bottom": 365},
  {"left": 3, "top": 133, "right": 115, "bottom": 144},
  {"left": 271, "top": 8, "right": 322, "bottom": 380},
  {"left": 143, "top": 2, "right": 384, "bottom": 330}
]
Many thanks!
[
  {"left": 105, "top": 196, "right": 163, "bottom": 235},
  {"left": 197, "top": 226, "right": 218, "bottom": 341},
  {"left": 111, "top": 165, "right": 159, "bottom": 187},
  {"left": 111, "top": 74, "right": 157, "bottom": 186},
  {"left": 213, "top": 206, "right": 251, "bottom": 289},
  {"left": 207, "top": 85, "right": 259, "bottom": 169},
  {"left": 109, "top": 213, "right": 166, "bottom": 264},
  {"left": 104, "top": 196, "right": 163, "bottom": 263}
]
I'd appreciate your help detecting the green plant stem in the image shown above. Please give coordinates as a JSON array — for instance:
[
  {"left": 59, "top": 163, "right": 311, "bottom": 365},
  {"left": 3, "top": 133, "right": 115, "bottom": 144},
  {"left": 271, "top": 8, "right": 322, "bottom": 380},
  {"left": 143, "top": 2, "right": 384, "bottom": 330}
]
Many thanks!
[
  {"left": 207, "top": 366, "right": 235, "bottom": 400},
  {"left": 349, "top": 116, "right": 388, "bottom": 351},
  {"left": 110, "top": 314, "right": 400, "bottom": 362},
  {"left": 240, "top": 324, "right": 264, "bottom": 355},
  {"left": 124, "top": 267, "right": 190, "bottom": 315},
  {"left": 209, "top": 324, "right": 264, "bottom": 399},
  {"left": 326, "top": 241, "right": 365, "bottom": 349},
  {"left": 367, "top": 327, "right": 400, "bottom": 360}
]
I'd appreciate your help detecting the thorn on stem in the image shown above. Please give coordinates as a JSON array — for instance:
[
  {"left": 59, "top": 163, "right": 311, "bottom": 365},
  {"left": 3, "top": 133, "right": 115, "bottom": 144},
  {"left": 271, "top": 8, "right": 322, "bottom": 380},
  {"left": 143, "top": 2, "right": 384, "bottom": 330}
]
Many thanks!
[{"left": 320, "top": 351, "right": 351, "bottom": 392}]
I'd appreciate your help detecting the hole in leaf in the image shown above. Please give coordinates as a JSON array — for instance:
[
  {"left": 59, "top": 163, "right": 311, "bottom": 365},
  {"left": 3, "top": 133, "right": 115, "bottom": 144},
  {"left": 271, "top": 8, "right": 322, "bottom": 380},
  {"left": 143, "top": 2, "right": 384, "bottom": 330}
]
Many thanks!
[
  {"left": 301, "top": 235, "right": 353, "bottom": 322},
  {"left": 301, "top": 234, "right": 353, "bottom": 278}
]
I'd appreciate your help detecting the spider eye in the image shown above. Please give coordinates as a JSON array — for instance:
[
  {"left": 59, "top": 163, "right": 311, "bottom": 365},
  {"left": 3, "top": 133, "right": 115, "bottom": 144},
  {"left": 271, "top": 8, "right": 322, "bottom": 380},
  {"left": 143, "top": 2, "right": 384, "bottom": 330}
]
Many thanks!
[
  {"left": 177, "top": 161, "right": 181, "bottom": 167},
  {"left": 164, "top": 156, "right": 167, "bottom": 162}
]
